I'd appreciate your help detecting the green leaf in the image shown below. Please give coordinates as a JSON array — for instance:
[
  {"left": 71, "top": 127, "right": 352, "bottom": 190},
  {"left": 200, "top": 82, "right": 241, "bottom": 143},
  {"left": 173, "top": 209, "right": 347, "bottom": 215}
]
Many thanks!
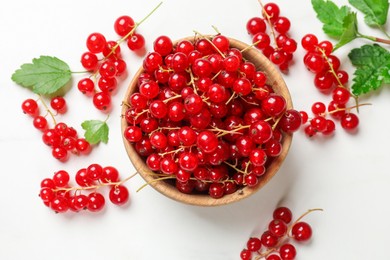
[
  {"left": 311, "top": 0, "right": 352, "bottom": 37},
  {"left": 334, "top": 12, "right": 358, "bottom": 50},
  {"left": 348, "top": 44, "right": 390, "bottom": 95},
  {"left": 11, "top": 56, "right": 71, "bottom": 95},
  {"left": 348, "top": 0, "right": 389, "bottom": 26},
  {"left": 81, "top": 120, "right": 109, "bottom": 145}
]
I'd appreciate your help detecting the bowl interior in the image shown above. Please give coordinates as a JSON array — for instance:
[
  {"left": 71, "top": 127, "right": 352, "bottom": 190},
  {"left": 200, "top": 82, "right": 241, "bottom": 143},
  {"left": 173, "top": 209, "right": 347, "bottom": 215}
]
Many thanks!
[{"left": 121, "top": 36, "right": 293, "bottom": 206}]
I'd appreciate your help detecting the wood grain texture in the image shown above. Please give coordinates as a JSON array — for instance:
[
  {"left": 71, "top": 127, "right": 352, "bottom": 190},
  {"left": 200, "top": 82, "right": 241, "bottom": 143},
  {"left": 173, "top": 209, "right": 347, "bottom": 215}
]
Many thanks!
[{"left": 121, "top": 36, "right": 293, "bottom": 207}]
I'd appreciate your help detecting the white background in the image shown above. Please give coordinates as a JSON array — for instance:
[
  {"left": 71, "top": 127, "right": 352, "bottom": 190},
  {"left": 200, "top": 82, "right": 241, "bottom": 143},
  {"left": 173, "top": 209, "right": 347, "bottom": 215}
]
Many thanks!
[{"left": 1, "top": 0, "right": 389, "bottom": 259}]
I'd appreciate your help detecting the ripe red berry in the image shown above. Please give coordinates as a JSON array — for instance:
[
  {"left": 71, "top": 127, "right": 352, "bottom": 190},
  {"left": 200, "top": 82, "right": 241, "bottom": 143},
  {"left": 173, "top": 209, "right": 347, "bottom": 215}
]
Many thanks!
[
  {"left": 114, "top": 15, "right": 135, "bottom": 36},
  {"left": 109, "top": 185, "right": 129, "bottom": 206},
  {"left": 50, "top": 96, "right": 67, "bottom": 113},
  {"left": 22, "top": 98, "right": 39, "bottom": 116},
  {"left": 246, "top": 17, "right": 266, "bottom": 35},
  {"left": 292, "top": 221, "right": 312, "bottom": 241},
  {"left": 86, "top": 32, "right": 106, "bottom": 53}
]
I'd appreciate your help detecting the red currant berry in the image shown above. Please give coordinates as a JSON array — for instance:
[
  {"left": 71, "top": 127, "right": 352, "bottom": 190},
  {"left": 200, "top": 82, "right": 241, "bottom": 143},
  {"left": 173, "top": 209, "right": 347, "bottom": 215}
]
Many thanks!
[
  {"left": 247, "top": 237, "right": 262, "bottom": 252},
  {"left": 99, "top": 60, "right": 117, "bottom": 78},
  {"left": 52, "top": 170, "right": 70, "bottom": 187},
  {"left": 86, "top": 32, "right": 106, "bottom": 54},
  {"left": 52, "top": 146, "right": 68, "bottom": 161},
  {"left": 76, "top": 138, "right": 91, "bottom": 154},
  {"left": 301, "top": 34, "right": 318, "bottom": 51},
  {"left": 75, "top": 168, "right": 94, "bottom": 187},
  {"left": 101, "top": 166, "right": 120, "bottom": 183},
  {"left": 304, "top": 52, "right": 325, "bottom": 73},
  {"left": 81, "top": 52, "right": 99, "bottom": 71},
  {"left": 246, "top": 17, "right": 266, "bottom": 35},
  {"left": 253, "top": 32, "right": 271, "bottom": 50},
  {"left": 109, "top": 185, "right": 129, "bottom": 206},
  {"left": 269, "top": 219, "right": 288, "bottom": 237},
  {"left": 322, "top": 119, "right": 336, "bottom": 135},
  {"left": 87, "top": 163, "right": 103, "bottom": 180},
  {"left": 87, "top": 192, "right": 105, "bottom": 212},
  {"left": 262, "top": 3, "right": 280, "bottom": 21},
  {"left": 292, "top": 221, "right": 312, "bottom": 241},
  {"left": 332, "top": 86, "right": 351, "bottom": 105},
  {"left": 153, "top": 35, "right": 173, "bottom": 56},
  {"left": 93, "top": 92, "right": 111, "bottom": 111},
  {"left": 261, "top": 231, "right": 279, "bottom": 247},
  {"left": 341, "top": 113, "right": 359, "bottom": 130},
  {"left": 279, "top": 243, "right": 296, "bottom": 260},
  {"left": 274, "top": 16, "right": 291, "bottom": 34},
  {"left": 78, "top": 78, "right": 95, "bottom": 96},
  {"left": 208, "top": 183, "right": 225, "bottom": 199},
  {"left": 127, "top": 33, "right": 145, "bottom": 51},
  {"left": 262, "top": 94, "right": 287, "bottom": 117},
  {"left": 273, "top": 207, "right": 293, "bottom": 223},
  {"left": 33, "top": 116, "right": 48, "bottom": 131},
  {"left": 22, "top": 98, "right": 39, "bottom": 116},
  {"left": 50, "top": 196, "right": 69, "bottom": 213},
  {"left": 240, "top": 249, "right": 252, "bottom": 260},
  {"left": 50, "top": 96, "right": 67, "bottom": 113},
  {"left": 114, "top": 15, "right": 135, "bottom": 37},
  {"left": 279, "top": 109, "right": 302, "bottom": 133},
  {"left": 311, "top": 102, "right": 326, "bottom": 115}
]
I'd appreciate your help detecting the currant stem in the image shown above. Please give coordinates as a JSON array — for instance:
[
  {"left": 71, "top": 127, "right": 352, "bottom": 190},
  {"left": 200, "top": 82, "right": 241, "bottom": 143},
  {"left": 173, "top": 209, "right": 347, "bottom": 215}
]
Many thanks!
[
  {"left": 317, "top": 47, "right": 361, "bottom": 110},
  {"left": 258, "top": 0, "right": 278, "bottom": 50},
  {"left": 193, "top": 30, "right": 226, "bottom": 58},
  {"left": 136, "top": 175, "right": 176, "bottom": 192},
  {"left": 317, "top": 48, "right": 346, "bottom": 90},
  {"left": 211, "top": 25, "right": 221, "bottom": 35},
  {"left": 287, "top": 208, "right": 323, "bottom": 237},
  {"left": 357, "top": 33, "right": 390, "bottom": 45},
  {"left": 328, "top": 102, "right": 371, "bottom": 115},
  {"left": 224, "top": 161, "right": 249, "bottom": 175},
  {"left": 378, "top": 26, "right": 390, "bottom": 39},
  {"left": 38, "top": 95, "right": 57, "bottom": 126},
  {"left": 54, "top": 172, "right": 139, "bottom": 193},
  {"left": 105, "top": 1, "right": 163, "bottom": 59},
  {"left": 187, "top": 68, "right": 199, "bottom": 95},
  {"left": 209, "top": 124, "right": 250, "bottom": 138}
]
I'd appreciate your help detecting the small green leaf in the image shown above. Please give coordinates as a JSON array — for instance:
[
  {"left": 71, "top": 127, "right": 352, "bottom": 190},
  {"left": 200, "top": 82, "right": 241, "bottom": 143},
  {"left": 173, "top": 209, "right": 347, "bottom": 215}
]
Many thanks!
[
  {"left": 81, "top": 120, "right": 109, "bottom": 145},
  {"left": 334, "top": 12, "right": 358, "bottom": 51},
  {"left": 348, "top": 0, "right": 389, "bottom": 26},
  {"left": 311, "top": 0, "right": 352, "bottom": 37},
  {"left": 11, "top": 56, "right": 71, "bottom": 95},
  {"left": 348, "top": 44, "right": 390, "bottom": 95}
]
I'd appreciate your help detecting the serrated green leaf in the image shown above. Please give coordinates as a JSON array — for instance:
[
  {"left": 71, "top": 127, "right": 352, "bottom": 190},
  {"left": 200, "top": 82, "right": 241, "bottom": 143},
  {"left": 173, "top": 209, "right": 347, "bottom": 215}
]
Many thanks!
[
  {"left": 311, "top": 0, "right": 352, "bottom": 37},
  {"left": 81, "top": 120, "right": 109, "bottom": 145},
  {"left": 334, "top": 12, "right": 358, "bottom": 50},
  {"left": 11, "top": 56, "right": 71, "bottom": 95},
  {"left": 348, "top": 0, "right": 389, "bottom": 26},
  {"left": 348, "top": 44, "right": 390, "bottom": 95}
]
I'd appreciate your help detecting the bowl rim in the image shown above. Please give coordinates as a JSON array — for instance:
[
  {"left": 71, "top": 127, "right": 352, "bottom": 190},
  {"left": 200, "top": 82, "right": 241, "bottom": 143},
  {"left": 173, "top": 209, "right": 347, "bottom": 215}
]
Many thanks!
[{"left": 121, "top": 35, "right": 293, "bottom": 206}]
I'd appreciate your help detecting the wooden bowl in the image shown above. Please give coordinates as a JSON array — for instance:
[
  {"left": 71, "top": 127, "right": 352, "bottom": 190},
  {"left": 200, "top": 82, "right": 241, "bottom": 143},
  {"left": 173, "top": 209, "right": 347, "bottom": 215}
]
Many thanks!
[{"left": 121, "top": 36, "right": 293, "bottom": 206}]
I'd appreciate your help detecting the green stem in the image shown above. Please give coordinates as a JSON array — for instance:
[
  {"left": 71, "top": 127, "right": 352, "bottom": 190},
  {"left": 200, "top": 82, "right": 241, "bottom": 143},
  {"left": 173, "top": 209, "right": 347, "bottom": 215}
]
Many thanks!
[
  {"left": 38, "top": 95, "right": 57, "bottom": 125},
  {"left": 357, "top": 33, "right": 390, "bottom": 45},
  {"left": 106, "top": 2, "right": 163, "bottom": 58},
  {"left": 378, "top": 25, "right": 390, "bottom": 39}
]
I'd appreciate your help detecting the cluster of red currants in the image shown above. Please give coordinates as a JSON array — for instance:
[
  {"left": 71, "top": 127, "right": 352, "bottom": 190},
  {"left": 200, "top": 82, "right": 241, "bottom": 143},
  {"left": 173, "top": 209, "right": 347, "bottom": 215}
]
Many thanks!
[
  {"left": 78, "top": 15, "right": 146, "bottom": 111},
  {"left": 300, "top": 34, "right": 359, "bottom": 137},
  {"left": 39, "top": 164, "right": 130, "bottom": 213},
  {"left": 21, "top": 97, "right": 91, "bottom": 161},
  {"left": 246, "top": 2, "right": 297, "bottom": 72},
  {"left": 240, "top": 207, "right": 320, "bottom": 260},
  {"left": 123, "top": 33, "right": 302, "bottom": 199}
]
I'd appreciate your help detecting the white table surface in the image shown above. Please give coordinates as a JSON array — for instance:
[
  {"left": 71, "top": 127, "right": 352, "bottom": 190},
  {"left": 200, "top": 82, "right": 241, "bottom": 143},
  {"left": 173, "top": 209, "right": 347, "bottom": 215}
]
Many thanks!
[{"left": 1, "top": 0, "right": 389, "bottom": 259}]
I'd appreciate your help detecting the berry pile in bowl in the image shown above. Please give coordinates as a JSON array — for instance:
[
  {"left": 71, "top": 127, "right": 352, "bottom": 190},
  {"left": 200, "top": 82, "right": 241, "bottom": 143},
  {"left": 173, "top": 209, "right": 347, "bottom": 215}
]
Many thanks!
[{"left": 121, "top": 34, "right": 301, "bottom": 206}]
